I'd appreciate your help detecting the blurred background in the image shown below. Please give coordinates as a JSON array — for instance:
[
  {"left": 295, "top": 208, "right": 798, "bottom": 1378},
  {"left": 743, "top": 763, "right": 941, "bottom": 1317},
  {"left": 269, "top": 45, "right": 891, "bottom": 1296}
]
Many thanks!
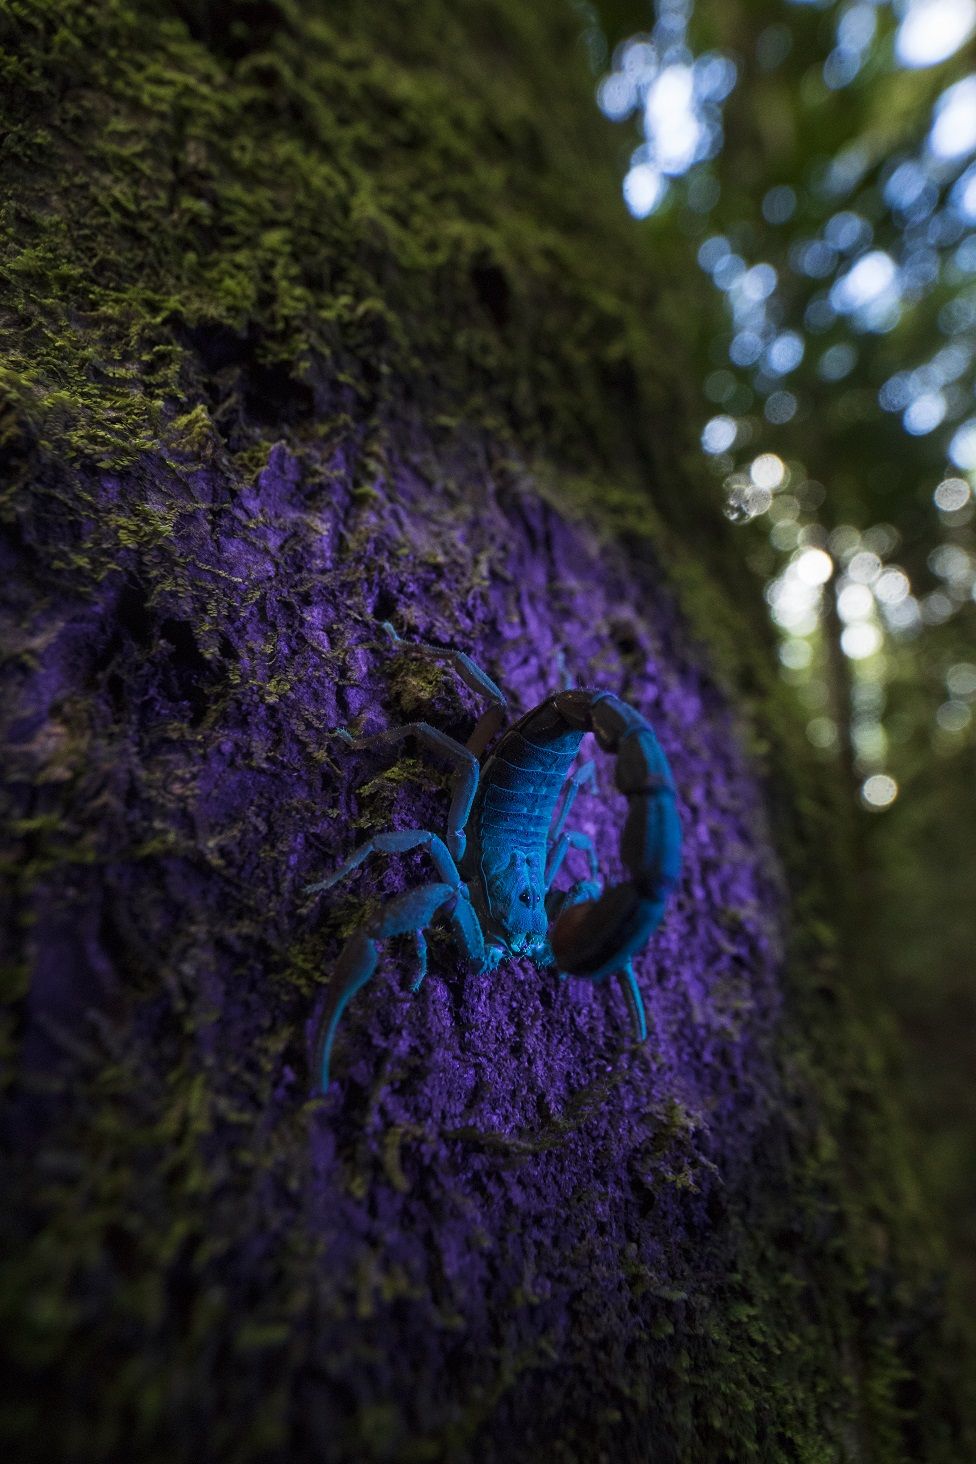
[{"left": 580, "top": 0, "right": 975, "bottom": 1319}]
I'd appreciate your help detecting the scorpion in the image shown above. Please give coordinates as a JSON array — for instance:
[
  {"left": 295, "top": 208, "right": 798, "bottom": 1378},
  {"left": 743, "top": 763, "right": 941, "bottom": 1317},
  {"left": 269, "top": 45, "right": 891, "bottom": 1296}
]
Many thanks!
[{"left": 306, "top": 624, "right": 682, "bottom": 1091}]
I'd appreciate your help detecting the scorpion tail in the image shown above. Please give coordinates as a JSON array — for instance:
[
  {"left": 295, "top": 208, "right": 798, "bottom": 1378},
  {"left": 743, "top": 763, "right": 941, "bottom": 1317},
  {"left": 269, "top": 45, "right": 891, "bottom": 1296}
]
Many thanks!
[
  {"left": 548, "top": 690, "right": 682, "bottom": 986},
  {"left": 551, "top": 882, "right": 669, "bottom": 980}
]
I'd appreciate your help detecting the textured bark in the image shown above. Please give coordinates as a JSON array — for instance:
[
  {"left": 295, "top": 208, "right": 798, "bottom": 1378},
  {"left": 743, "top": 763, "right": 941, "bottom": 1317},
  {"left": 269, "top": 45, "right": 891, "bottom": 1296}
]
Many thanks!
[{"left": 0, "top": 3, "right": 967, "bottom": 1462}]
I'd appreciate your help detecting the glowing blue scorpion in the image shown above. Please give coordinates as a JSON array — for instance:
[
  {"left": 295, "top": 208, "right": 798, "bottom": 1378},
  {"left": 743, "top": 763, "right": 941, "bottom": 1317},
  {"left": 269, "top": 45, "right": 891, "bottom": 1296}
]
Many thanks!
[{"left": 306, "top": 624, "right": 682, "bottom": 1091}]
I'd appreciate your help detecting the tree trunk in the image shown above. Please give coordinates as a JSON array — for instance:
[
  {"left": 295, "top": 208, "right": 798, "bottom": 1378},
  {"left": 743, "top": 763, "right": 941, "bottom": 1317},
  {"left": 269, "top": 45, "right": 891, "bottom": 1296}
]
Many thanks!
[{"left": 0, "top": 3, "right": 967, "bottom": 1461}]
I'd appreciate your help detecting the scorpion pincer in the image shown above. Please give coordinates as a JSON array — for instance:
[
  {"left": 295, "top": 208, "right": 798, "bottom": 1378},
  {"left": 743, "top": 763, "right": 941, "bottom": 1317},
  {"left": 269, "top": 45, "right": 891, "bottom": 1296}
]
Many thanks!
[{"left": 305, "top": 625, "right": 682, "bottom": 1091}]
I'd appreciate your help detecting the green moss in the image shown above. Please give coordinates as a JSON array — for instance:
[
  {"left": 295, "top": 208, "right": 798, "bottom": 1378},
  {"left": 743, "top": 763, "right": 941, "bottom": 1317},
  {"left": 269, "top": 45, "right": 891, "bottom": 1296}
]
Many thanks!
[
  {"left": 1, "top": 1, "right": 970, "bottom": 1459},
  {"left": 1, "top": 1, "right": 686, "bottom": 525}
]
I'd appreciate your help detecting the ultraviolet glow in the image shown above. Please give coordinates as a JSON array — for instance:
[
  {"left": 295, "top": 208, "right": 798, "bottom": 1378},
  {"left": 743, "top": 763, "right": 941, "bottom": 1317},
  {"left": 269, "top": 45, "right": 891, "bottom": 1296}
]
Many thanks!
[
  {"left": 309, "top": 655, "right": 684, "bottom": 1090},
  {"left": 6, "top": 420, "right": 827, "bottom": 1429}
]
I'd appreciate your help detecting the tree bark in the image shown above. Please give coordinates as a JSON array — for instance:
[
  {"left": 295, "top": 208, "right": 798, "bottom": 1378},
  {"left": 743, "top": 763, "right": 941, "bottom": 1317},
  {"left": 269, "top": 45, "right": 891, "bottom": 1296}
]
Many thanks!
[{"left": 0, "top": 3, "right": 968, "bottom": 1461}]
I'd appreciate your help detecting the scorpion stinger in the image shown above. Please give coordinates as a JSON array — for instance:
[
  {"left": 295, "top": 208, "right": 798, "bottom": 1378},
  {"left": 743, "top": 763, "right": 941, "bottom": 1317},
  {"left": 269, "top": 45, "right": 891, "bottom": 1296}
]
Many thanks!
[
  {"left": 540, "top": 690, "right": 683, "bottom": 983},
  {"left": 305, "top": 633, "right": 682, "bottom": 1092}
]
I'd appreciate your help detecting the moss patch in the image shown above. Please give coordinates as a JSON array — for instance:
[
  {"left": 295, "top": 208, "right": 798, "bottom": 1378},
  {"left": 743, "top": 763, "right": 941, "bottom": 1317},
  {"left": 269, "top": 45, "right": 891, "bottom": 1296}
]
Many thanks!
[{"left": 1, "top": 2, "right": 971, "bottom": 1461}]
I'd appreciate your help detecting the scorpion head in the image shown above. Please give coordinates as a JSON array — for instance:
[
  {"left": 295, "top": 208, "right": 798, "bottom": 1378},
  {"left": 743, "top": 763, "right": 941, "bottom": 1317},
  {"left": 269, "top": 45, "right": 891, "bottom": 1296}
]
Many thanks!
[{"left": 482, "top": 848, "right": 552, "bottom": 962}]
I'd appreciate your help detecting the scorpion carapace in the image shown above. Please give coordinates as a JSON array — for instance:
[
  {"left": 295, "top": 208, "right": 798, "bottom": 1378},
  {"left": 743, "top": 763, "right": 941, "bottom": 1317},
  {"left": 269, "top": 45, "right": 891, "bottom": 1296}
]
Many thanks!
[{"left": 305, "top": 624, "right": 682, "bottom": 1091}]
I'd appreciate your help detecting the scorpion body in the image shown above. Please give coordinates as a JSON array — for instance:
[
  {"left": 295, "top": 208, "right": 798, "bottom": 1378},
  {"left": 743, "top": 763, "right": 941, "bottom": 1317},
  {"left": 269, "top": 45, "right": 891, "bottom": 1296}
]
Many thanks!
[{"left": 306, "top": 626, "right": 681, "bottom": 1091}]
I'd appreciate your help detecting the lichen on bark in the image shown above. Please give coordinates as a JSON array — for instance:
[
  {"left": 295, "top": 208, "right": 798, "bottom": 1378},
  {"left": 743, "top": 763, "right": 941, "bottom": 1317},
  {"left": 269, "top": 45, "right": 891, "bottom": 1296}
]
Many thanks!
[{"left": 1, "top": 2, "right": 970, "bottom": 1461}]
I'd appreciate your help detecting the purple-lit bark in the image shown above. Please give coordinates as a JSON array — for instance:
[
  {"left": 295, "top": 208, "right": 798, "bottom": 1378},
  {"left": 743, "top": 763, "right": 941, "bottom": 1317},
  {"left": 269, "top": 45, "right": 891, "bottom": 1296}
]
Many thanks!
[
  {"left": 5, "top": 437, "right": 790, "bottom": 1456},
  {"left": 2, "top": 1, "right": 966, "bottom": 1457}
]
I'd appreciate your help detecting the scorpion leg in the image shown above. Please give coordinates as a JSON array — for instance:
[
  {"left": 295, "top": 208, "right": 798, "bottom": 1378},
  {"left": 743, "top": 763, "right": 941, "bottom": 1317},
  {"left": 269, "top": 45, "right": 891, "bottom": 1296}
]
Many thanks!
[
  {"left": 306, "top": 826, "right": 486, "bottom": 967},
  {"left": 545, "top": 829, "right": 599, "bottom": 890},
  {"left": 313, "top": 882, "right": 456, "bottom": 1092},
  {"left": 555, "top": 648, "right": 575, "bottom": 692},
  {"left": 541, "top": 758, "right": 599, "bottom": 976},
  {"left": 549, "top": 758, "right": 596, "bottom": 850},
  {"left": 307, "top": 830, "right": 487, "bottom": 1089},
  {"left": 409, "top": 931, "right": 428, "bottom": 993},
  {"left": 617, "top": 960, "right": 648, "bottom": 1043},
  {"left": 305, "top": 828, "right": 463, "bottom": 896},
  {"left": 380, "top": 621, "right": 507, "bottom": 757},
  {"left": 337, "top": 723, "right": 478, "bottom": 862}
]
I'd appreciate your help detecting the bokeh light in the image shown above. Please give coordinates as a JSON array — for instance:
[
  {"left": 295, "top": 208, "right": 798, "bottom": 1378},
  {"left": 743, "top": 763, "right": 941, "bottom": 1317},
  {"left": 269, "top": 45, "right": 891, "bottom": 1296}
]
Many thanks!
[
  {"left": 895, "top": 0, "right": 976, "bottom": 69},
  {"left": 750, "top": 452, "right": 786, "bottom": 489},
  {"left": 599, "top": 0, "right": 976, "bottom": 794},
  {"left": 947, "top": 661, "right": 976, "bottom": 695},
  {"left": 795, "top": 547, "right": 833, "bottom": 586},
  {"left": 928, "top": 75, "right": 976, "bottom": 158},
  {"left": 936, "top": 477, "right": 971, "bottom": 512},
  {"left": 702, "top": 414, "right": 737, "bottom": 453},
  {"left": 841, "top": 622, "right": 883, "bottom": 659},
  {"left": 861, "top": 773, "right": 899, "bottom": 808},
  {"left": 948, "top": 419, "right": 976, "bottom": 470}
]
